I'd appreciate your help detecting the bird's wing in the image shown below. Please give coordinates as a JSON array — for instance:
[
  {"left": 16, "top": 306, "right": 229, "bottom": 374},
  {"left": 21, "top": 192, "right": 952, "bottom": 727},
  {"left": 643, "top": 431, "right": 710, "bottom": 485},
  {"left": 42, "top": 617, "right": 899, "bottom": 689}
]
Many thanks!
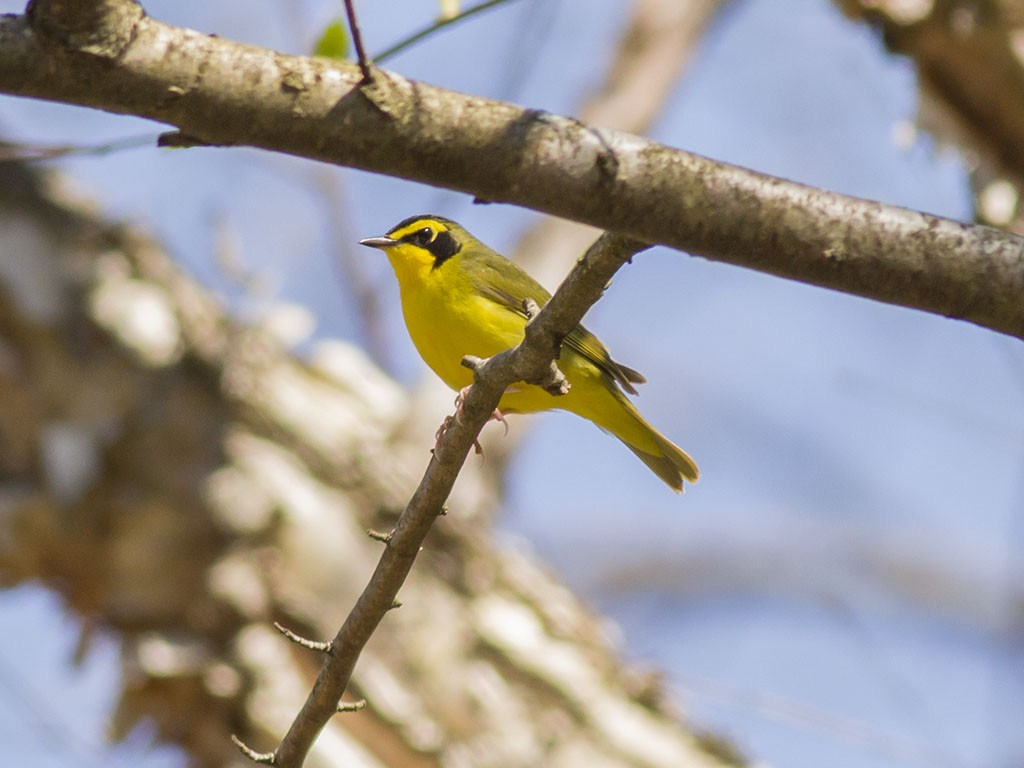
[
  {"left": 563, "top": 325, "right": 646, "bottom": 395},
  {"left": 465, "top": 251, "right": 646, "bottom": 396}
]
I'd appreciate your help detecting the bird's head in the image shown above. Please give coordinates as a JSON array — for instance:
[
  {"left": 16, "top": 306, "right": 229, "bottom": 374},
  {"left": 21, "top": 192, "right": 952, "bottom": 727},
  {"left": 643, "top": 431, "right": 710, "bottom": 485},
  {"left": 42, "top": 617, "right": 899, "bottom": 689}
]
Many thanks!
[{"left": 359, "top": 215, "right": 471, "bottom": 282}]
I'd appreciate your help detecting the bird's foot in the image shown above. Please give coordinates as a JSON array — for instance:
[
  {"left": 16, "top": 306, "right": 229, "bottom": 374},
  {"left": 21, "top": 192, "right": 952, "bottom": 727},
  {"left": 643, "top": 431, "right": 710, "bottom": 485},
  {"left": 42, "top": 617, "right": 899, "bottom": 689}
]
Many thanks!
[
  {"left": 434, "top": 415, "right": 462, "bottom": 453},
  {"left": 433, "top": 414, "right": 487, "bottom": 455},
  {"left": 454, "top": 386, "right": 509, "bottom": 437},
  {"left": 432, "top": 387, "right": 509, "bottom": 455}
]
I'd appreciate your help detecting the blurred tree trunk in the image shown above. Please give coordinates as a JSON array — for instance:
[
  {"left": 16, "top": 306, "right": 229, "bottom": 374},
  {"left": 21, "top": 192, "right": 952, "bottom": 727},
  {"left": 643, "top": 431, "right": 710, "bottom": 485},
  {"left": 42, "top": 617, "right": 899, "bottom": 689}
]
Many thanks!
[
  {"left": 0, "top": 159, "right": 741, "bottom": 768},
  {"left": 835, "top": 0, "right": 1024, "bottom": 231}
]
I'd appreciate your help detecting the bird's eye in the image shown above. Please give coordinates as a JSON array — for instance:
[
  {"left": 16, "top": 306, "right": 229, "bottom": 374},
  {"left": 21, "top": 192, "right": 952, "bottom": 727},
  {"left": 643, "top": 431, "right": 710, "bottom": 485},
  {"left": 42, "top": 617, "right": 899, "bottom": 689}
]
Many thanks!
[{"left": 411, "top": 227, "right": 435, "bottom": 246}]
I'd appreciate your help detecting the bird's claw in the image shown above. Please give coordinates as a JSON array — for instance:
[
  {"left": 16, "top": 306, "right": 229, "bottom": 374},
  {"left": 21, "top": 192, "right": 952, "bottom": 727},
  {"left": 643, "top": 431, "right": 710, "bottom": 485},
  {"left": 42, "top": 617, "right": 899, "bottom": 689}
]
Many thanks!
[
  {"left": 454, "top": 386, "right": 507, "bottom": 432},
  {"left": 434, "top": 415, "right": 485, "bottom": 455},
  {"left": 434, "top": 416, "right": 453, "bottom": 452},
  {"left": 434, "top": 386, "right": 509, "bottom": 455},
  {"left": 491, "top": 407, "right": 509, "bottom": 437}
]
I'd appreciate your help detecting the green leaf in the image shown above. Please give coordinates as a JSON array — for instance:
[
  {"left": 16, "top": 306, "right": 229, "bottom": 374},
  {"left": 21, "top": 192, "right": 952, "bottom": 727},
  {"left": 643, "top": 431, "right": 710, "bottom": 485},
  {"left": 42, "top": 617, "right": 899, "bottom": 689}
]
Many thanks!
[{"left": 314, "top": 19, "right": 349, "bottom": 60}]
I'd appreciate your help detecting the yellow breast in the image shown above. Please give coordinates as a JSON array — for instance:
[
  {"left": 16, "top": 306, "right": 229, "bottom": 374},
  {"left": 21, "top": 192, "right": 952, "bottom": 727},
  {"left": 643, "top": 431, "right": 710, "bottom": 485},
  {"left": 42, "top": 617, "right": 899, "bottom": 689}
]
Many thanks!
[
  {"left": 395, "top": 257, "right": 614, "bottom": 418},
  {"left": 392, "top": 253, "right": 527, "bottom": 393}
]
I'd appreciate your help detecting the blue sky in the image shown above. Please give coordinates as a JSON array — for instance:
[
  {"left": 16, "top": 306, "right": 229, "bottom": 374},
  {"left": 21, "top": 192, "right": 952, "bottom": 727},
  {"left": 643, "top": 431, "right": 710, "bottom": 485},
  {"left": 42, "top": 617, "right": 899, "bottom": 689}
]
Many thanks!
[{"left": 1, "top": 1, "right": 1020, "bottom": 766}]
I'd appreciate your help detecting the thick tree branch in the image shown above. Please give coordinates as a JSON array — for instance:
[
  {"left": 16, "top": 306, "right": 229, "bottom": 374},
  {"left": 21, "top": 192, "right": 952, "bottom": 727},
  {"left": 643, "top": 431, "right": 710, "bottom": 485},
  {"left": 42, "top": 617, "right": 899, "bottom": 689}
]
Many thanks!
[
  {"left": 262, "top": 233, "right": 646, "bottom": 767},
  {"left": 1, "top": 4, "right": 1022, "bottom": 339},
  {"left": 516, "top": 0, "right": 724, "bottom": 289},
  {"left": 25, "top": 0, "right": 141, "bottom": 57}
]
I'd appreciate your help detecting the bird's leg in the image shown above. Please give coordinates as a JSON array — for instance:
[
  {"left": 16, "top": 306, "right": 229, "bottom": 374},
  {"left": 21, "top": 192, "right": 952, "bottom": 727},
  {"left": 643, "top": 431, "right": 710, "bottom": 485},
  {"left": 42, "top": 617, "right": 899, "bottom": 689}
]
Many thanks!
[
  {"left": 432, "top": 386, "right": 510, "bottom": 455},
  {"left": 456, "top": 356, "right": 511, "bottom": 438},
  {"left": 433, "top": 373, "right": 513, "bottom": 453},
  {"left": 433, "top": 415, "right": 466, "bottom": 454},
  {"left": 433, "top": 411, "right": 485, "bottom": 456},
  {"left": 453, "top": 386, "right": 509, "bottom": 437}
]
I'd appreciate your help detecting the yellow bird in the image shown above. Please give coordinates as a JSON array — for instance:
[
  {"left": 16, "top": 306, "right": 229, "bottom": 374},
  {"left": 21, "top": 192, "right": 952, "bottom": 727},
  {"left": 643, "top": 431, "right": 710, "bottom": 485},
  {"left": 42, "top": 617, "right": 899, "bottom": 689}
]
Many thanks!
[{"left": 360, "top": 215, "right": 699, "bottom": 492}]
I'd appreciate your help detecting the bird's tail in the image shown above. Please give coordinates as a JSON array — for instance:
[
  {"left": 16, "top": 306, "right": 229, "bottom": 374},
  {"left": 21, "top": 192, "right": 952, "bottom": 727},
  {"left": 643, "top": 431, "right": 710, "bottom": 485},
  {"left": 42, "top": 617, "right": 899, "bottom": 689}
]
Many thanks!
[
  {"left": 623, "top": 428, "right": 699, "bottom": 493},
  {"left": 572, "top": 386, "right": 699, "bottom": 493}
]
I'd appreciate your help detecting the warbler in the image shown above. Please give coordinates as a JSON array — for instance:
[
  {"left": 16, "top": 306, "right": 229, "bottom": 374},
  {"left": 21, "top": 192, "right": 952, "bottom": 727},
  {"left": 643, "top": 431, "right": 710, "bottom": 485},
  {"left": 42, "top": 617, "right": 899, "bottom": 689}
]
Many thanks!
[{"left": 360, "top": 215, "right": 698, "bottom": 492}]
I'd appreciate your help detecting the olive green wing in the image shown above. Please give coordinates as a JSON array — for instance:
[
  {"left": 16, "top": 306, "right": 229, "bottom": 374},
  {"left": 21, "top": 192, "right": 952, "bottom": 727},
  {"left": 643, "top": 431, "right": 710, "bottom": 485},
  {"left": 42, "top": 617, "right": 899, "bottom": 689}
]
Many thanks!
[
  {"left": 462, "top": 247, "right": 646, "bottom": 396},
  {"left": 563, "top": 325, "right": 646, "bottom": 395}
]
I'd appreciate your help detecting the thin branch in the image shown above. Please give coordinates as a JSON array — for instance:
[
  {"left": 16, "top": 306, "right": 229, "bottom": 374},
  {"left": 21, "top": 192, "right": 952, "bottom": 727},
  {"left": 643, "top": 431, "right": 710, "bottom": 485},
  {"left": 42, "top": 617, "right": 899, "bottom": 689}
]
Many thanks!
[
  {"left": 231, "top": 735, "right": 276, "bottom": 764},
  {"left": 3, "top": 7, "right": 1021, "bottom": 339},
  {"left": 341, "top": 0, "right": 371, "bottom": 81},
  {"left": 262, "top": 232, "right": 646, "bottom": 768},
  {"left": 366, "top": 529, "right": 393, "bottom": 544},
  {"left": 374, "top": 0, "right": 524, "bottom": 63},
  {"left": 0, "top": 134, "right": 155, "bottom": 162},
  {"left": 273, "top": 623, "right": 332, "bottom": 654}
]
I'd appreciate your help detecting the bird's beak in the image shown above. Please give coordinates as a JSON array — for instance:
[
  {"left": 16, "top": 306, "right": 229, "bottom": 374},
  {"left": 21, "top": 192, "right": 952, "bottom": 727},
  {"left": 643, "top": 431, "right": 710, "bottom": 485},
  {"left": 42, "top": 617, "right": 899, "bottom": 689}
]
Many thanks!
[{"left": 358, "top": 236, "right": 398, "bottom": 249}]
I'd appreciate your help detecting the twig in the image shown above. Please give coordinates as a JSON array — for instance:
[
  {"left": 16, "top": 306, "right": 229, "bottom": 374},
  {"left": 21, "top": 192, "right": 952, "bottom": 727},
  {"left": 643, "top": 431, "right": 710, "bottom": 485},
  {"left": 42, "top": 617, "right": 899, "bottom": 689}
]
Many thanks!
[
  {"left": 374, "top": 0, "right": 524, "bottom": 63},
  {"left": 255, "top": 231, "right": 646, "bottom": 768},
  {"left": 0, "top": 134, "right": 155, "bottom": 162},
  {"left": 231, "top": 735, "right": 276, "bottom": 764},
  {"left": 273, "top": 622, "right": 332, "bottom": 653},
  {"left": 342, "top": 0, "right": 371, "bottom": 81}
]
